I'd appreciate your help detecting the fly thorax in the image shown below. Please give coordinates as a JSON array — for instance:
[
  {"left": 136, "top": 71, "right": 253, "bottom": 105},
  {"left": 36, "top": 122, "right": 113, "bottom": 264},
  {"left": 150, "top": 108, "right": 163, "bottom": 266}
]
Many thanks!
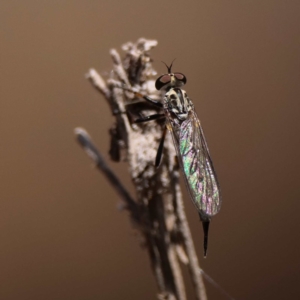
[{"left": 164, "top": 88, "right": 193, "bottom": 121}]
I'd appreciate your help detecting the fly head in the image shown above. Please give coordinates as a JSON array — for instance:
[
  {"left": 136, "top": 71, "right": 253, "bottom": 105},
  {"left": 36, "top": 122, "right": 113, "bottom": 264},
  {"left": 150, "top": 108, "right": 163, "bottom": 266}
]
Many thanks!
[{"left": 155, "top": 60, "right": 187, "bottom": 91}]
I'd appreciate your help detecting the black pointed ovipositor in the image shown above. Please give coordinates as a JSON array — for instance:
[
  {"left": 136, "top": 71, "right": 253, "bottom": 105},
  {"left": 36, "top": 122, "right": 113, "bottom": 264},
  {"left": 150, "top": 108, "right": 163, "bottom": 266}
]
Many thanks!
[{"left": 202, "top": 220, "right": 210, "bottom": 258}]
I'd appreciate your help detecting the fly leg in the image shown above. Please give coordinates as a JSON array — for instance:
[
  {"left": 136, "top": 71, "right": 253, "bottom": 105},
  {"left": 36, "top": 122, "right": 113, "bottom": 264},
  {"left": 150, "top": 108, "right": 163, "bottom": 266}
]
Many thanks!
[
  {"left": 132, "top": 91, "right": 163, "bottom": 108},
  {"left": 135, "top": 113, "right": 165, "bottom": 123},
  {"left": 120, "top": 85, "right": 163, "bottom": 108},
  {"left": 127, "top": 87, "right": 166, "bottom": 166},
  {"left": 155, "top": 126, "right": 167, "bottom": 167},
  {"left": 133, "top": 114, "right": 166, "bottom": 167}
]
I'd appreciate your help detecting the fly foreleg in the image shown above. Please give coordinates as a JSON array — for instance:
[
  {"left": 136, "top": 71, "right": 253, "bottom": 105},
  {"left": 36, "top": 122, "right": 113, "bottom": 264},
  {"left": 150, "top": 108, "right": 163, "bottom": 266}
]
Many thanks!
[
  {"left": 155, "top": 126, "right": 167, "bottom": 167},
  {"left": 133, "top": 91, "right": 163, "bottom": 108},
  {"left": 135, "top": 113, "right": 165, "bottom": 123}
]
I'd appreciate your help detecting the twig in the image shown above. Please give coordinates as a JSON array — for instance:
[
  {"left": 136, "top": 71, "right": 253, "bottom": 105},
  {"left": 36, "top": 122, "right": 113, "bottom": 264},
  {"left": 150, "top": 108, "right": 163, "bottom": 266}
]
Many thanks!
[
  {"left": 174, "top": 177, "right": 207, "bottom": 300},
  {"left": 77, "top": 38, "right": 207, "bottom": 300},
  {"left": 75, "top": 128, "right": 138, "bottom": 216}
]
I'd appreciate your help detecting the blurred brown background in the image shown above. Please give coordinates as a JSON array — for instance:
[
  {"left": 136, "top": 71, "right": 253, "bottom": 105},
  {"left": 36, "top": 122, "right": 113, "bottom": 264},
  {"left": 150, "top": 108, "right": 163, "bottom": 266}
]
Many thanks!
[{"left": 1, "top": 1, "right": 300, "bottom": 299}]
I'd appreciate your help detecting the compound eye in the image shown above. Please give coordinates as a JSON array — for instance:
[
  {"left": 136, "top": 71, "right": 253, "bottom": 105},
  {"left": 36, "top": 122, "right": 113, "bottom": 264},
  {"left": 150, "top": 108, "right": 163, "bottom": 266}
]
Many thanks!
[
  {"left": 174, "top": 73, "right": 187, "bottom": 85},
  {"left": 155, "top": 74, "right": 171, "bottom": 90}
]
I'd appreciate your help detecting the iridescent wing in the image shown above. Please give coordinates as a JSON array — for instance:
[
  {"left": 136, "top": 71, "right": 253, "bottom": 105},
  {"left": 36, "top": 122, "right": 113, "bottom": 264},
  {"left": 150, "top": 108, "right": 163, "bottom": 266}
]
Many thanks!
[{"left": 169, "top": 110, "right": 221, "bottom": 220}]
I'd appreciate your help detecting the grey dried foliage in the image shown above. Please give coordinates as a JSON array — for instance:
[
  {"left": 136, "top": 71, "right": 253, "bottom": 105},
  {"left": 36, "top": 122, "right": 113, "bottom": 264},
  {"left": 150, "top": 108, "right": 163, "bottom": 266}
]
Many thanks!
[{"left": 76, "top": 38, "right": 207, "bottom": 300}]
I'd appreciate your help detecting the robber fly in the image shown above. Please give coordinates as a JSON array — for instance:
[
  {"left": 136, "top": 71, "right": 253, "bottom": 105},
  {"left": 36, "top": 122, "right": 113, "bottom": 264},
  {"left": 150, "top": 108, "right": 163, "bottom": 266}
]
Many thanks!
[{"left": 126, "top": 61, "right": 221, "bottom": 257}]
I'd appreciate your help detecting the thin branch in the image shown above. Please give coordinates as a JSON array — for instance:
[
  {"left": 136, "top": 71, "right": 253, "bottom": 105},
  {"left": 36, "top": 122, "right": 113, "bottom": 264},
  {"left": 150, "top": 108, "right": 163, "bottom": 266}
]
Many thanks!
[
  {"left": 86, "top": 68, "right": 111, "bottom": 99},
  {"left": 74, "top": 127, "right": 138, "bottom": 215},
  {"left": 110, "top": 49, "right": 131, "bottom": 86},
  {"left": 174, "top": 177, "right": 207, "bottom": 300}
]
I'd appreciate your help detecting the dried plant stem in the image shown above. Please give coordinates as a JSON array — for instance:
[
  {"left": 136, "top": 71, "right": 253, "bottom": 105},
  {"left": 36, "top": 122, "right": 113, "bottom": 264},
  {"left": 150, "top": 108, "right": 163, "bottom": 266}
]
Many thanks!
[
  {"left": 75, "top": 128, "right": 138, "bottom": 218},
  {"left": 76, "top": 38, "right": 207, "bottom": 300}
]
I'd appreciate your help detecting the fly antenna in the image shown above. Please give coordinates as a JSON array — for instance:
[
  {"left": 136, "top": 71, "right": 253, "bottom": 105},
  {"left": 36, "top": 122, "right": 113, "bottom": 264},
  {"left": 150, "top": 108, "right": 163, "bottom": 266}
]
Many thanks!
[{"left": 161, "top": 58, "right": 176, "bottom": 73}]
